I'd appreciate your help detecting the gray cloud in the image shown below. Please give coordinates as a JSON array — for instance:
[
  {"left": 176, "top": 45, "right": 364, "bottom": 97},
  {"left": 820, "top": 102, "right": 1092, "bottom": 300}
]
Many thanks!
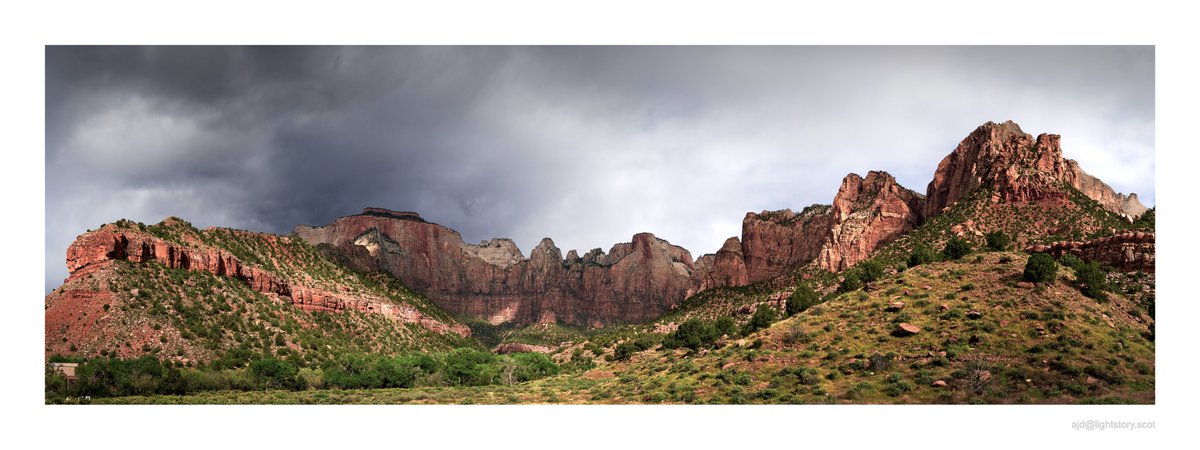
[{"left": 46, "top": 46, "right": 1155, "bottom": 292}]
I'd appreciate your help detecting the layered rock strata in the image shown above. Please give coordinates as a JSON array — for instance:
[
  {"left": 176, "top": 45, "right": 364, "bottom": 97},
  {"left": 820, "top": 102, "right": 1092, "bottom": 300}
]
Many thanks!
[
  {"left": 1025, "top": 231, "right": 1155, "bottom": 271},
  {"left": 58, "top": 224, "right": 468, "bottom": 336}
]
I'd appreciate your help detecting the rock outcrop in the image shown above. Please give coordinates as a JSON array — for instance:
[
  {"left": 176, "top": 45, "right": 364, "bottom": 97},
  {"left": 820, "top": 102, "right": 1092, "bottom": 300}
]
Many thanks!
[
  {"left": 690, "top": 237, "right": 750, "bottom": 292},
  {"left": 815, "top": 171, "right": 924, "bottom": 271},
  {"left": 296, "top": 209, "right": 697, "bottom": 327},
  {"left": 924, "top": 120, "right": 1146, "bottom": 219},
  {"left": 59, "top": 224, "right": 469, "bottom": 336},
  {"left": 1071, "top": 167, "right": 1149, "bottom": 218},
  {"left": 1025, "top": 231, "right": 1155, "bottom": 271},
  {"left": 739, "top": 205, "right": 832, "bottom": 283}
]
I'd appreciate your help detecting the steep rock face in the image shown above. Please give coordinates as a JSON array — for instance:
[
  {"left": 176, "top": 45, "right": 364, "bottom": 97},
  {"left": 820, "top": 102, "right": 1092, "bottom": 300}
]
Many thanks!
[
  {"left": 55, "top": 224, "right": 468, "bottom": 336},
  {"left": 924, "top": 120, "right": 1146, "bottom": 219},
  {"left": 815, "top": 171, "right": 924, "bottom": 271},
  {"left": 1070, "top": 166, "right": 1149, "bottom": 218},
  {"left": 690, "top": 237, "right": 750, "bottom": 292},
  {"left": 296, "top": 209, "right": 697, "bottom": 327},
  {"left": 740, "top": 205, "right": 833, "bottom": 283}
]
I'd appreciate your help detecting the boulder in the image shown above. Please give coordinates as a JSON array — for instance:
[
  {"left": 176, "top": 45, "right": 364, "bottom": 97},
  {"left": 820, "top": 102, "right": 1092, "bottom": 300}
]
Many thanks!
[{"left": 893, "top": 323, "right": 921, "bottom": 337}]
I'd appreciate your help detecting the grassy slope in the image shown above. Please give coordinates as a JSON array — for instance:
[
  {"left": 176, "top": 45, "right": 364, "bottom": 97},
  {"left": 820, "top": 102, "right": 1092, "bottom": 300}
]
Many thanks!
[
  {"left": 47, "top": 219, "right": 476, "bottom": 367},
  {"left": 95, "top": 250, "right": 1155, "bottom": 404}
]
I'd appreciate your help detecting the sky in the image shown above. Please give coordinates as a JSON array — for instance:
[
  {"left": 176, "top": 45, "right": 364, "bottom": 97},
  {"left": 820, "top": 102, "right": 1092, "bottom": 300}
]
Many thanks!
[{"left": 45, "top": 46, "right": 1155, "bottom": 292}]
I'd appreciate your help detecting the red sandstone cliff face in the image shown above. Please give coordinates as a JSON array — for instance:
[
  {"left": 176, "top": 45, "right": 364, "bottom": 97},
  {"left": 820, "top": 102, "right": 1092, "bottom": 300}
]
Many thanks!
[
  {"left": 924, "top": 120, "right": 1146, "bottom": 219},
  {"left": 739, "top": 205, "right": 833, "bottom": 283},
  {"left": 296, "top": 211, "right": 697, "bottom": 327},
  {"left": 690, "top": 237, "right": 750, "bottom": 293},
  {"left": 51, "top": 223, "right": 469, "bottom": 337},
  {"left": 815, "top": 171, "right": 924, "bottom": 271}
]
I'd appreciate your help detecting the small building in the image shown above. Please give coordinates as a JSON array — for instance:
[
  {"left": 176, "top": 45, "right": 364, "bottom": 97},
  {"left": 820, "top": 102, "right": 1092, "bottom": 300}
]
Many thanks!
[{"left": 49, "top": 362, "right": 79, "bottom": 386}]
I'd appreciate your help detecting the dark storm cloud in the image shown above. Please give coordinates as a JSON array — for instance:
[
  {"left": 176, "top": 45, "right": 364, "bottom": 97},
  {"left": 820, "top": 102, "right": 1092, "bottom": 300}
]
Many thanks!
[{"left": 45, "top": 46, "right": 1155, "bottom": 292}]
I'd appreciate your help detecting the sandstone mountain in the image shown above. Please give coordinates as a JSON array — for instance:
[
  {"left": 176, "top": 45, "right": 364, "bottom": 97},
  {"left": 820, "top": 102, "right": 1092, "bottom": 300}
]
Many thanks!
[
  {"left": 924, "top": 120, "right": 1146, "bottom": 219},
  {"left": 296, "top": 212, "right": 697, "bottom": 327},
  {"left": 47, "top": 120, "right": 1153, "bottom": 361},
  {"left": 285, "top": 120, "right": 1149, "bottom": 329}
]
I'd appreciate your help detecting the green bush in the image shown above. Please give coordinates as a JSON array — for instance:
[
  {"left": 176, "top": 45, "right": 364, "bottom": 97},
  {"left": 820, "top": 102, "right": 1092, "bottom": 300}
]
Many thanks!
[
  {"left": 907, "top": 245, "right": 937, "bottom": 267},
  {"left": 612, "top": 341, "right": 640, "bottom": 361},
  {"left": 664, "top": 319, "right": 719, "bottom": 350},
  {"left": 714, "top": 316, "right": 736, "bottom": 336},
  {"left": 1057, "top": 253, "right": 1084, "bottom": 271},
  {"left": 1023, "top": 253, "right": 1058, "bottom": 283},
  {"left": 858, "top": 261, "right": 884, "bottom": 284},
  {"left": 510, "top": 352, "right": 560, "bottom": 381},
  {"left": 249, "top": 357, "right": 303, "bottom": 390},
  {"left": 443, "top": 348, "right": 499, "bottom": 386},
  {"left": 322, "top": 353, "right": 384, "bottom": 389},
  {"left": 374, "top": 357, "right": 419, "bottom": 388},
  {"left": 743, "top": 306, "right": 777, "bottom": 334},
  {"left": 985, "top": 231, "right": 1011, "bottom": 251},
  {"left": 942, "top": 237, "right": 972, "bottom": 260},
  {"left": 839, "top": 270, "right": 864, "bottom": 292},
  {"left": 1075, "top": 261, "right": 1109, "bottom": 300},
  {"left": 787, "top": 284, "right": 820, "bottom": 316}
]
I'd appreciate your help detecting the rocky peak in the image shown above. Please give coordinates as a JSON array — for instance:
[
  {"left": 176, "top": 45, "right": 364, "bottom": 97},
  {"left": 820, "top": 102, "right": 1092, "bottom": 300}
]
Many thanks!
[
  {"left": 529, "top": 237, "right": 563, "bottom": 265},
  {"left": 924, "top": 120, "right": 1146, "bottom": 219},
  {"left": 816, "top": 171, "right": 923, "bottom": 271}
]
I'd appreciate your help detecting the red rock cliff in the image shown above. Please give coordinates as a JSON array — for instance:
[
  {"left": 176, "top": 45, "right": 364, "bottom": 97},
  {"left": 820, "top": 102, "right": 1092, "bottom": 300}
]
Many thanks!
[
  {"left": 690, "top": 236, "right": 750, "bottom": 292},
  {"left": 296, "top": 210, "right": 697, "bottom": 327},
  {"left": 924, "top": 120, "right": 1146, "bottom": 219},
  {"left": 739, "top": 205, "right": 833, "bottom": 283},
  {"left": 57, "top": 223, "right": 469, "bottom": 336},
  {"left": 815, "top": 171, "right": 924, "bottom": 271}
]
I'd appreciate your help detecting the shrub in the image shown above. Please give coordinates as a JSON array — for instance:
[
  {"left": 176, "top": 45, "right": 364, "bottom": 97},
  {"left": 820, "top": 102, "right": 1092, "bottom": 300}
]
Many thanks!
[
  {"left": 322, "top": 353, "right": 383, "bottom": 389},
  {"left": 511, "top": 352, "right": 560, "bottom": 382},
  {"left": 1023, "top": 253, "right": 1058, "bottom": 283},
  {"left": 786, "top": 285, "right": 820, "bottom": 316},
  {"left": 985, "top": 231, "right": 1011, "bottom": 251},
  {"left": 1057, "top": 253, "right": 1084, "bottom": 271},
  {"left": 743, "top": 306, "right": 777, "bottom": 334},
  {"left": 907, "top": 245, "right": 937, "bottom": 267},
  {"left": 374, "top": 357, "right": 419, "bottom": 388},
  {"left": 714, "top": 316, "right": 736, "bottom": 337},
  {"left": 942, "top": 237, "right": 972, "bottom": 260},
  {"left": 839, "top": 270, "right": 864, "bottom": 292},
  {"left": 1075, "top": 261, "right": 1108, "bottom": 300},
  {"left": 443, "top": 348, "right": 498, "bottom": 386},
  {"left": 858, "top": 261, "right": 884, "bottom": 284},
  {"left": 612, "top": 341, "right": 640, "bottom": 361},
  {"left": 249, "top": 357, "right": 303, "bottom": 390},
  {"left": 664, "top": 319, "right": 719, "bottom": 350}
]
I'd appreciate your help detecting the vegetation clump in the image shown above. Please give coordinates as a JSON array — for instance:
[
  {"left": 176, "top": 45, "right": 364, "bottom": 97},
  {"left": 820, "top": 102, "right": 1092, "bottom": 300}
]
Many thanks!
[
  {"left": 907, "top": 244, "right": 938, "bottom": 267},
  {"left": 743, "top": 306, "right": 778, "bottom": 334},
  {"left": 1023, "top": 253, "right": 1058, "bottom": 283},
  {"left": 985, "top": 231, "right": 1011, "bottom": 251},
  {"left": 942, "top": 237, "right": 972, "bottom": 260},
  {"left": 786, "top": 285, "right": 820, "bottom": 316},
  {"left": 1074, "top": 261, "right": 1109, "bottom": 300}
]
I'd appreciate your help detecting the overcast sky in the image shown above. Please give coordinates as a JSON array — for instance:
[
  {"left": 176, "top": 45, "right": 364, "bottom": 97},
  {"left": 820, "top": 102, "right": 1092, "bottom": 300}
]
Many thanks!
[{"left": 45, "top": 46, "right": 1154, "bottom": 292}]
